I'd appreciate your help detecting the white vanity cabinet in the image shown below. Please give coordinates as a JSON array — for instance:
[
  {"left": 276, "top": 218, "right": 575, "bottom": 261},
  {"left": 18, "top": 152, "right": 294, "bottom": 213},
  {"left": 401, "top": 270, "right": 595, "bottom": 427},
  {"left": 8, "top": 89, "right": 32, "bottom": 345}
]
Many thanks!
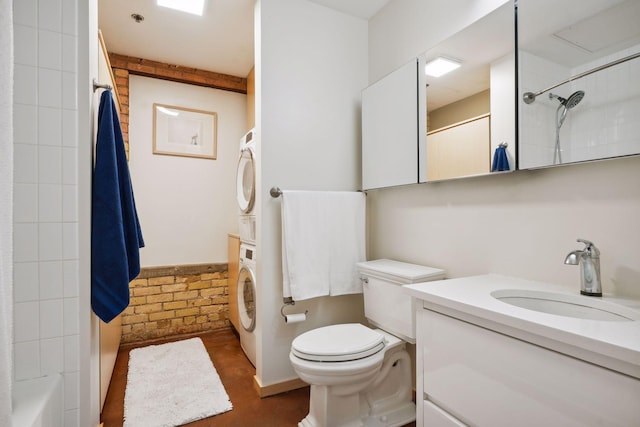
[{"left": 416, "top": 307, "right": 640, "bottom": 426}]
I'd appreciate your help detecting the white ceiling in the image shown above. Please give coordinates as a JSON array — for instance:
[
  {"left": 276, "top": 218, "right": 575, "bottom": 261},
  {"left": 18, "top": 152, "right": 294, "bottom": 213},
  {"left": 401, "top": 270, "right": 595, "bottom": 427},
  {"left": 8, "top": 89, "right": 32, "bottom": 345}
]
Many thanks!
[
  {"left": 308, "top": 0, "right": 390, "bottom": 20},
  {"left": 98, "top": 0, "right": 391, "bottom": 78},
  {"left": 99, "top": 0, "right": 256, "bottom": 77}
]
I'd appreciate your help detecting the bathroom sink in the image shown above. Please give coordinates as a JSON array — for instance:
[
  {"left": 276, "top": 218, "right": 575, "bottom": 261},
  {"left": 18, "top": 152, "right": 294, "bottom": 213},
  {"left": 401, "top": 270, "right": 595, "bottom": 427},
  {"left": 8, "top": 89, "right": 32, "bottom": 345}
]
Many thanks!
[{"left": 491, "top": 289, "right": 640, "bottom": 321}]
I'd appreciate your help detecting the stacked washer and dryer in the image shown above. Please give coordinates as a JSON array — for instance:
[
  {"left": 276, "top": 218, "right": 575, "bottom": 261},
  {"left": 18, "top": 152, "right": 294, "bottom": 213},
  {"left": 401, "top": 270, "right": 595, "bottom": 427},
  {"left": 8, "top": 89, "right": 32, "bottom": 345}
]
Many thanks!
[{"left": 235, "top": 129, "right": 257, "bottom": 367}]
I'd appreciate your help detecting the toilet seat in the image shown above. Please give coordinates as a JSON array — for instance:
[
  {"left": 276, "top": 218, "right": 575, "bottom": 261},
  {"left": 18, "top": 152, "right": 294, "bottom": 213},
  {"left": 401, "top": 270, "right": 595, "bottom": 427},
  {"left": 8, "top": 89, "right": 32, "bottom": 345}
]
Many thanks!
[{"left": 292, "top": 323, "right": 385, "bottom": 362}]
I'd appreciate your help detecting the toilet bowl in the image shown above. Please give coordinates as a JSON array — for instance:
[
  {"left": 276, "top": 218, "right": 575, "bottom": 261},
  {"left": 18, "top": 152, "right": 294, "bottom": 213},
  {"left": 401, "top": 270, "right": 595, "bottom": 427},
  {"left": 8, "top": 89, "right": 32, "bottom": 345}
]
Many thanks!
[
  {"left": 290, "top": 324, "right": 413, "bottom": 427},
  {"left": 289, "top": 259, "right": 446, "bottom": 427}
]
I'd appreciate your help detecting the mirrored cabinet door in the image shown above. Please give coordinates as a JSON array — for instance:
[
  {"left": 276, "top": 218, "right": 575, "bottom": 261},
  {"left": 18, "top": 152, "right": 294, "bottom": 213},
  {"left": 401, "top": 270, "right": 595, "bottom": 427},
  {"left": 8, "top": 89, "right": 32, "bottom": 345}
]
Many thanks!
[
  {"left": 361, "top": 1, "right": 516, "bottom": 188},
  {"left": 362, "top": 58, "right": 426, "bottom": 190},
  {"left": 423, "top": 0, "right": 516, "bottom": 181},
  {"left": 518, "top": 0, "right": 640, "bottom": 169}
]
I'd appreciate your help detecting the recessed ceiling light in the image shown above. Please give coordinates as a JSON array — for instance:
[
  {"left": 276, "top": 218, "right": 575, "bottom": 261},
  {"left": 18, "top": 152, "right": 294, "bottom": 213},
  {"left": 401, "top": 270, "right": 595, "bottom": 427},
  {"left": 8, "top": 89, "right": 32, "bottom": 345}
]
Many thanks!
[
  {"left": 157, "top": 0, "right": 206, "bottom": 16},
  {"left": 424, "top": 57, "right": 461, "bottom": 77}
]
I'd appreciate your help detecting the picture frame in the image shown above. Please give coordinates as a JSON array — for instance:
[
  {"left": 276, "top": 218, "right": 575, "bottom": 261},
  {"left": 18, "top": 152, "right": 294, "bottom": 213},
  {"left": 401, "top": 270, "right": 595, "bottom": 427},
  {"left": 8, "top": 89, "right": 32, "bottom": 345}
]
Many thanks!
[{"left": 152, "top": 103, "right": 218, "bottom": 160}]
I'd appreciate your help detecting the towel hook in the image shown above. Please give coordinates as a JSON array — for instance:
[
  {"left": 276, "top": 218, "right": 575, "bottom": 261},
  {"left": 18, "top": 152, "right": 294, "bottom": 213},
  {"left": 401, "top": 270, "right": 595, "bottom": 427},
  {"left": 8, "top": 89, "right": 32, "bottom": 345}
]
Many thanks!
[
  {"left": 93, "top": 79, "right": 112, "bottom": 92},
  {"left": 270, "top": 187, "right": 282, "bottom": 198}
]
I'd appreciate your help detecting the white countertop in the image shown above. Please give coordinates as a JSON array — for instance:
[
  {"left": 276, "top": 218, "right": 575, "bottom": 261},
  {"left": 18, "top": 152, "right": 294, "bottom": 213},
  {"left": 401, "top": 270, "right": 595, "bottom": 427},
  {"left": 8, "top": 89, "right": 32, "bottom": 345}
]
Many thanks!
[{"left": 404, "top": 274, "right": 640, "bottom": 379}]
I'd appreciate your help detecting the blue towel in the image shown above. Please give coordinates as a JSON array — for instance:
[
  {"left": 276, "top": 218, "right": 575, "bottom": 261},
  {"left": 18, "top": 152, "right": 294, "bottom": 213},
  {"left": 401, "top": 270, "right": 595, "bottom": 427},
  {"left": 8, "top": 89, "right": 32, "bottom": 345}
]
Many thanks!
[
  {"left": 491, "top": 145, "right": 510, "bottom": 172},
  {"left": 91, "top": 90, "right": 144, "bottom": 323}
]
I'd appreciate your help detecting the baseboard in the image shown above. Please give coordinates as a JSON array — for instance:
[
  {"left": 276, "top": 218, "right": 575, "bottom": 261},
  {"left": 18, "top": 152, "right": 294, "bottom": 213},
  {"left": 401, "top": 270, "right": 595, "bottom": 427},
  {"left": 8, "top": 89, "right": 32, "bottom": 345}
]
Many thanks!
[{"left": 252, "top": 375, "right": 308, "bottom": 398}]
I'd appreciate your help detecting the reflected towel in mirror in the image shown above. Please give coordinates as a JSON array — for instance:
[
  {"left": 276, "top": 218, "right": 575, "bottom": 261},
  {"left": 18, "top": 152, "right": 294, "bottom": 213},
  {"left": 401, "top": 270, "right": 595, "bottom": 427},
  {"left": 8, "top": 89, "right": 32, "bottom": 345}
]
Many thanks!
[{"left": 491, "top": 145, "right": 510, "bottom": 172}]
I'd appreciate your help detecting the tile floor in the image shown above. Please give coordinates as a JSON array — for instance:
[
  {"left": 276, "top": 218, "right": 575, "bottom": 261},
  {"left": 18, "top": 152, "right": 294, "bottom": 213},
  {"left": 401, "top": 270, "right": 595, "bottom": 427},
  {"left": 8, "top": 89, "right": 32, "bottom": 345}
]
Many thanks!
[{"left": 101, "top": 327, "right": 416, "bottom": 426}]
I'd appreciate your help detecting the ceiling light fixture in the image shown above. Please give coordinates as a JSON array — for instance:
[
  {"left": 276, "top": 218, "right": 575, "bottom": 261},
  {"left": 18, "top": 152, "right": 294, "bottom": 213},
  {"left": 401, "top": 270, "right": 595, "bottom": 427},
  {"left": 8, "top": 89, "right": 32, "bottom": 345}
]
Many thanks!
[
  {"left": 157, "top": 0, "right": 206, "bottom": 16},
  {"left": 424, "top": 57, "right": 461, "bottom": 77}
]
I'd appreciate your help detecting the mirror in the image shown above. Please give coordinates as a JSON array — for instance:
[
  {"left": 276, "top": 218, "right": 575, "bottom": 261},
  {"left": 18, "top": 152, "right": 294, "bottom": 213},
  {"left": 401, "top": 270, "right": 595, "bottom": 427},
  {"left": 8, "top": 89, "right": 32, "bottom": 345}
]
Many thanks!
[
  {"left": 361, "top": 1, "right": 516, "bottom": 189},
  {"left": 518, "top": 0, "right": 640, "bottom": 169},
  {"left": 423, "top": 1, "right": 516, "bottom": 181}
]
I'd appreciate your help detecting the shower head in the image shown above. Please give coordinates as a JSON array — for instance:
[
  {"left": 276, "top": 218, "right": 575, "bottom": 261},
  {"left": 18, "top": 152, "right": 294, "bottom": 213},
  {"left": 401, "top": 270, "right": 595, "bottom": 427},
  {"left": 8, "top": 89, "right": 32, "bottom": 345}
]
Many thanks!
[
  {"left": 549, "top": 91, "right": 585, "bottom": 109},
  {"left": 566, "top": 90, "right": 585, "bottom": 109}
]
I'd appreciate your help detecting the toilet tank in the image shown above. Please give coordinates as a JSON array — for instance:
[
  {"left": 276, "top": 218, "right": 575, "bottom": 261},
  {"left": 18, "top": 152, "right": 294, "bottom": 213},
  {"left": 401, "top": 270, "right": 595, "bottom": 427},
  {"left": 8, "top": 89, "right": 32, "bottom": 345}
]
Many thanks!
[{"left": 357, "top": 259, "right": 445, "bottom": 344}]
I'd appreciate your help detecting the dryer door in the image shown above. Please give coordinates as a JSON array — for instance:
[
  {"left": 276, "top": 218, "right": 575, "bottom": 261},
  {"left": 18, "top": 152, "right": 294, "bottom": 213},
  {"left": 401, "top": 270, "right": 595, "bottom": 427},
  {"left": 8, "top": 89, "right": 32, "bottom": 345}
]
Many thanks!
[
  {"left": 237, "top": 265, "right": 256, "bottom": 332},
  {"left": 236, "top": 148, "right": 255, "bottom": 213}
]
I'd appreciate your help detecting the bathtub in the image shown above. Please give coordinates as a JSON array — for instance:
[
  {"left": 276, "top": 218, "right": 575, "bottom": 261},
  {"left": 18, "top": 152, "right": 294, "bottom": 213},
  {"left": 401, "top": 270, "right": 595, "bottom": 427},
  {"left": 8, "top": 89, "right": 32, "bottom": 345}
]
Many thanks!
[{"left": 12, "top": 374, "right": 63, "bottom": 427}]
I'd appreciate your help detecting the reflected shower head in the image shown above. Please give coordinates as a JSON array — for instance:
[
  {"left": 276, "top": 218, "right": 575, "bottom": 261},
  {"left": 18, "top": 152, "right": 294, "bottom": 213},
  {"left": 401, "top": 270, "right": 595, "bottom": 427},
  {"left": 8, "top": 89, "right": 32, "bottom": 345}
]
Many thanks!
[
  {"left": 566, "top": 90, "right": 585, "bottom": 108},
  {"left": 550, "top": 90, "right": 585, "bottom": 165},
  {"left": 549, "top": 90, "right": 585, "bottom": 109}
]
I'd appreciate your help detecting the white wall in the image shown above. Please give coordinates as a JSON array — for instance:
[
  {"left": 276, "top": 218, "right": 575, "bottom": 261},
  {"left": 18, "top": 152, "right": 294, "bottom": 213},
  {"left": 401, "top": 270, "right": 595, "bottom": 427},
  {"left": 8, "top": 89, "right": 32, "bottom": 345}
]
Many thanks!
[
  {"left": 12, "top": 0, "right": 83, "bottom": 425},
  {"left": 368, "top": 158, "right": 640, "bottom": 297},
  {"left": 255, "top": 0, "right": 369, "bottom": 387},
  {"left": 368, "top": 1, "right": 640, "bottom": 299},
  {"left": 129, "top": 76, "right": 246, "bottom": 267}
]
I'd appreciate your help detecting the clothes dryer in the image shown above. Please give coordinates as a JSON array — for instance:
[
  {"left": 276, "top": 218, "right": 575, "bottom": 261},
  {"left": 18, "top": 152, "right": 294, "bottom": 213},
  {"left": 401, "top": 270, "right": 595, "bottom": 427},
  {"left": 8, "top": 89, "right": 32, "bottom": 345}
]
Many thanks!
[
  {"left": 237, "top": 243, "right": 257, "bottom": 366},
  {"left": 236, "top": 129, "right": 256, "bottom": 215}
]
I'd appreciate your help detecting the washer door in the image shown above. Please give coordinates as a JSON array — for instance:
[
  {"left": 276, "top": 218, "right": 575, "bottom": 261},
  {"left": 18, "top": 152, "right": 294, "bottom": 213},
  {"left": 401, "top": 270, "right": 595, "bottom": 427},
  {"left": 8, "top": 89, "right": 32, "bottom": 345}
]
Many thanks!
[
  {"left": 236, "top": 148, "right": 255, "bottom": 213},
  {"left": 237, "top": 265, "right": 256, "bottom": 332}
]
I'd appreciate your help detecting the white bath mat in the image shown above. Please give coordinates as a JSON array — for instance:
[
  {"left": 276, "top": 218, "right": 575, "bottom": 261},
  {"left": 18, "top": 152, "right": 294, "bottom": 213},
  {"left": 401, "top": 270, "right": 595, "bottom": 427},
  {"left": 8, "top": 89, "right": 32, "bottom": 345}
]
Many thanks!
[{"left": 124, "top": 337, "right": 232, "bottom": 427}]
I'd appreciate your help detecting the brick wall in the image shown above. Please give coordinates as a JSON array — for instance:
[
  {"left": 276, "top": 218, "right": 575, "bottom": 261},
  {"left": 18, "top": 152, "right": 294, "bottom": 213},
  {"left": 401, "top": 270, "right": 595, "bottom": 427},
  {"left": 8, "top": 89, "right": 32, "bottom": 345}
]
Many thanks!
[
  {"left": 112, "top": 67, "right": 130, "bottom": 154},
  {"left": 121, "top": 263, "right": 230, "bottom": 343}
]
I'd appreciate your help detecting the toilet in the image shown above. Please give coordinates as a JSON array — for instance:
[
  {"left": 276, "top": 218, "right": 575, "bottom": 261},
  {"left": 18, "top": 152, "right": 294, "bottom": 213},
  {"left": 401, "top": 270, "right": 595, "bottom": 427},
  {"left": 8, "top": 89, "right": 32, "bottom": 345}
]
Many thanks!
[{"left": 289, "top": 259, "right": 445, "bottom": 427}]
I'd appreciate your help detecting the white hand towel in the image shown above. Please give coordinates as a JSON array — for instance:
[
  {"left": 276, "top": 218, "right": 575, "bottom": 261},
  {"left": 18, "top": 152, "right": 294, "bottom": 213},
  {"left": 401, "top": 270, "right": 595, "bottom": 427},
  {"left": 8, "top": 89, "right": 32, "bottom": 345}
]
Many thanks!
[{"left": 282, "top": 191, "right": 366, "bottom": 301}]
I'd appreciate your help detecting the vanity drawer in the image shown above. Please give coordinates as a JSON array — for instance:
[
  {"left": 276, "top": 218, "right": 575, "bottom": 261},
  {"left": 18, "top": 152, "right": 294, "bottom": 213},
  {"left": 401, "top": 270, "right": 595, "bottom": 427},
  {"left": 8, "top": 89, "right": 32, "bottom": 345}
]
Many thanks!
[{"left": 419, "top": 309, "right": 640, "bottom": 427}]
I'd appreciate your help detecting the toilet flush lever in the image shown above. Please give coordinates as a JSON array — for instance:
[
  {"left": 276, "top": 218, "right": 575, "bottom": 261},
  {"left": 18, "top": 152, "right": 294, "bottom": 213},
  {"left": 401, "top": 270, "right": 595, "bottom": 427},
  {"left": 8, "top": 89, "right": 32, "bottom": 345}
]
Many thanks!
[{"left": 360, "top": 277, "right": 369, "bottom": 285}]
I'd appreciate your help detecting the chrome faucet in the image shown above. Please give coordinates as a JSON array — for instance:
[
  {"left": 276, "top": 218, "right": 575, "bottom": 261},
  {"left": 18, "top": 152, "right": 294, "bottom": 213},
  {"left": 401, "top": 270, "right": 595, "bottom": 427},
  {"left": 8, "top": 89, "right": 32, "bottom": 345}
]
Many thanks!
[{"left": 564, "top": 238, "right": 602, "bottom": 296}]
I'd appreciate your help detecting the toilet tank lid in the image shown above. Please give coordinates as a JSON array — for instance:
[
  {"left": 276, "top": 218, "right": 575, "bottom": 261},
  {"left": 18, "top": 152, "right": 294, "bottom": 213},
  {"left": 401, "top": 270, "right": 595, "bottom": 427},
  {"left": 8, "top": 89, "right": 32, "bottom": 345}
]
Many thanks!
[{"left": 357, "top": 259, "right": 445, "bottom": 284}]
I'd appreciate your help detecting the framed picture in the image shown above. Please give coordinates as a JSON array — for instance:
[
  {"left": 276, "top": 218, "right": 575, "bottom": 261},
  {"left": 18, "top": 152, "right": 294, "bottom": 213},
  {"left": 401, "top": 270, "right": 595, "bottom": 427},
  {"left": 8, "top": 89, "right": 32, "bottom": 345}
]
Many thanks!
[{"left": 152, "top": 103, "right": 217, "bottom": 160}]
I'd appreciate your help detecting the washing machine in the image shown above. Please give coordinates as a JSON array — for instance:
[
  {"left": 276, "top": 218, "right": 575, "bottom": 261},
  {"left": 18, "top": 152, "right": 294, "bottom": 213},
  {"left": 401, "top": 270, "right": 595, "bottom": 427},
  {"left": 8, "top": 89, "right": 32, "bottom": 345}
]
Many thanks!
[{"left": 237, "top": 242, "right": 257, "bottom": 367}]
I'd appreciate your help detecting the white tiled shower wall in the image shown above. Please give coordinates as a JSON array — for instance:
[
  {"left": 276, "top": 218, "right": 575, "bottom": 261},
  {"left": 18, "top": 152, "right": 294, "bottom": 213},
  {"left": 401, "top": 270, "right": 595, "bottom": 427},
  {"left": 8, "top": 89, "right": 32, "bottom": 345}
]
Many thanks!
[
  {"left": 12, "top": 0, "right": 80, "bottom": 425},
  {"left": 519, "top": 44, "right": 640, "bottom": 168}
]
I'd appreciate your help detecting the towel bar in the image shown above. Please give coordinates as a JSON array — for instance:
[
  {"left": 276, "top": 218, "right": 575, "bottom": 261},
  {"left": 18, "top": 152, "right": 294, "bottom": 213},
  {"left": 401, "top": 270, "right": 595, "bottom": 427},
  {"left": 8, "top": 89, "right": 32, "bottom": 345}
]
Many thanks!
[{"left": 270, "top": 187, "right": 367, "bottom": 197}]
